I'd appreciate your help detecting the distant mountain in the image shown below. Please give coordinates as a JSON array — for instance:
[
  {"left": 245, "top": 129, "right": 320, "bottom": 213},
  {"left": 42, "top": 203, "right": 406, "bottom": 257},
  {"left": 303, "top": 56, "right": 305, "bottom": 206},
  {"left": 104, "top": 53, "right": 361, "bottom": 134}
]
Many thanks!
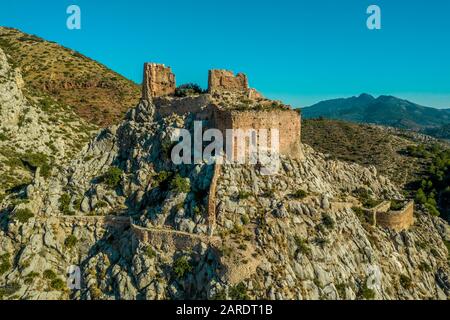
[
  {"left": 423, "top": 123, "right": 450, "bottom": 141},
  {"left": 302, "top": 94, "right": 450, "bottom": 137}
]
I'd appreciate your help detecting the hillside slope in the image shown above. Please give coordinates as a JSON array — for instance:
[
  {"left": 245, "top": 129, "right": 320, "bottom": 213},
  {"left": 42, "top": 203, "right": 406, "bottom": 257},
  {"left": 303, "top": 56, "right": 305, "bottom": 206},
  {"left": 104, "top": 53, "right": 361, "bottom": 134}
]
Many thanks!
[
  {"left": 0, "top": 93, "right": 449, "bottom": 300},
  {"left": 0, "top": 47, "right": 97, "bottom": 202},
  {"left": 0, "top": 27, "right": 141, "bottom": 126}
]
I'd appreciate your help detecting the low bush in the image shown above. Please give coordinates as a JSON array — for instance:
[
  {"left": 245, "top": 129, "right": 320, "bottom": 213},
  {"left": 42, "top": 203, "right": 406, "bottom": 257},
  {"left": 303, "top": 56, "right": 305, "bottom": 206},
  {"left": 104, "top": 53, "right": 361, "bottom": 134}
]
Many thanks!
[
  {"left": 43, "top": 269, "right": 57, "bottom": 280},
  {"left": 0, "top": 253, "right": 11, "bottom": 275},
  {"left": 294, "top": 236, "right": 311, "bottom": 256},
  {"left": 399, "top": 274, "right": 412, "bottom": 289},
  {"left": 64, "top": 235, "right": 78, "bottom": 248},
  {"left": 322, "top": 213, "right": 335, "bottom": 229},
  {"left": 292, "top": 189, "right": 307, "bottom": 199},
  {"left": 101, "top": 167, "right": 123, "bottom": 188},
  {"left": 170, "top": 174, "right": 190, "bottom": 194},
  {"left": 229, "top": 282, "right": 249, "bottom": 300},
  {"left": 13, "top": 208, "right": 34, "bottom": 223},
  {"left": 173, "top": 256, "right": 193, "bottom": 279},
  {"left": 174, "top": 83, "right": 205, "bottom": 97},
  {"left": 59, "top": 194, "right": 72, "bottom": 215}
]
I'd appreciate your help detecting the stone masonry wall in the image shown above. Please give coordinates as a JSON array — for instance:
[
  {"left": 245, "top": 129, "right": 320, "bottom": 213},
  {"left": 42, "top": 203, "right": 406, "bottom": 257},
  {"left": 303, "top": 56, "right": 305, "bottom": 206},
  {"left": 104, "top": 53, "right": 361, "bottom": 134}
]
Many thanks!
[
  {"left": 213, "top": 108, "right": 302, "bottom": 158},
  {"left": 142, "top": 63, "right": 176, "bottom": 100},
  {"left": 130, "top": 223, "right": 221, "bottom": 251},
  {"left": 207, "top": 162, "right": 222, "bottom": 236},
  {"left": 376, "top": 201, "right": 414, "bottom": 232},
  {"left": 208, "top": 70, "right": 248, "bottom": 94}
]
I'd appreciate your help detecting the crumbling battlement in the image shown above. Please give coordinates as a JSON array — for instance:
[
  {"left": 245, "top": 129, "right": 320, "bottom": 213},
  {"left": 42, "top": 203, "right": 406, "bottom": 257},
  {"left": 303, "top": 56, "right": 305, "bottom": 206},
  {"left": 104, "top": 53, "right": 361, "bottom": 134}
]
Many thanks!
[
  {"left": 363, "top": 200, "right": 414, "bottom": 232},
  {"left": 142, "top": 63, "right": 176, "bottom": 100},
  {"left": 208, "top": 69, "right": 249, "bottom": 94}
]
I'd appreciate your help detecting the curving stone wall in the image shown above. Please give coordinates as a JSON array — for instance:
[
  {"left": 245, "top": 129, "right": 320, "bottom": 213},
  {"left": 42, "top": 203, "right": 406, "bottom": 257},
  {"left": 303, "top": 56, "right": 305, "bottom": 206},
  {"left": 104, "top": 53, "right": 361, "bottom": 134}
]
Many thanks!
[
  {"left": 363, "top": 200, "right": 414, "bottom": 232},
  {"left": 376, "top": 201, "right": 414, "bottom": 232}
]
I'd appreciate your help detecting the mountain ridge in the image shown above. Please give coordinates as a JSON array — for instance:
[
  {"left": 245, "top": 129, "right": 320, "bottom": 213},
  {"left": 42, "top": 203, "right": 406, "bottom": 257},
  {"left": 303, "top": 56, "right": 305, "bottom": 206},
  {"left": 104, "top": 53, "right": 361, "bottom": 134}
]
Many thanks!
[{"left": 302, "top": 94, "right": 450, "bottom": 138}]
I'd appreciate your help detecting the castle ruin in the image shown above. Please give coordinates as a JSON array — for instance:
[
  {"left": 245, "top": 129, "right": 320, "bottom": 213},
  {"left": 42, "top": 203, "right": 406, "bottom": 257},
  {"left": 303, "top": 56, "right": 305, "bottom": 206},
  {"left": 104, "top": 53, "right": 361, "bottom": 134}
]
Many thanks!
[{"left": 142, "top": 63, "right": 301, "bottom": 159}]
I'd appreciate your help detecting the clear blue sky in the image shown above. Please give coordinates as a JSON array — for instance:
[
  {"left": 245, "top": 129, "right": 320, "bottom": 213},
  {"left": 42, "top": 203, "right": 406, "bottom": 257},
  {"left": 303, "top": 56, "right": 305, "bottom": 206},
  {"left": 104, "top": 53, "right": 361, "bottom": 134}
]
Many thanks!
[{"left": 1, "top": 0, "right": 450, "bottom": 108}]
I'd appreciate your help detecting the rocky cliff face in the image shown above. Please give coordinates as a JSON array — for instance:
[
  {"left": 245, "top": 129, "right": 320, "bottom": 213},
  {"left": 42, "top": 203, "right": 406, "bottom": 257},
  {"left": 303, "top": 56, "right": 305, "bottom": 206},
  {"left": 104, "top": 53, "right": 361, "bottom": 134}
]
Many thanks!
[{"left": 0, "top": 48, "right": 449, "bottom": 300}]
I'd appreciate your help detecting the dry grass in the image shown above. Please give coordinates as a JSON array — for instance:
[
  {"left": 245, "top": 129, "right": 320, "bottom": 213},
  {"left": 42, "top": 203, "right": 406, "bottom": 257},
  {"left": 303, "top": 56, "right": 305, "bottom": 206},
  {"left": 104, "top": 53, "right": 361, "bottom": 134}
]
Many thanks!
[
  {"left": 302, "top": 118, "right": 428, "bottom": 187},
  {"left": 0, "top": 26, "right": 140, "bottom": 126}
]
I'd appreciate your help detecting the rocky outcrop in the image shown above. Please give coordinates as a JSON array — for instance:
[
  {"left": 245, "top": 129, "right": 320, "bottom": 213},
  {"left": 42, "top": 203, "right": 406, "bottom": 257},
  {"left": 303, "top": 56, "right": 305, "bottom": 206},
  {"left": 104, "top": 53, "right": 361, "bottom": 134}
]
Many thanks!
[{"left": 0, "top": 54, "right": 449, "bottom": 300}]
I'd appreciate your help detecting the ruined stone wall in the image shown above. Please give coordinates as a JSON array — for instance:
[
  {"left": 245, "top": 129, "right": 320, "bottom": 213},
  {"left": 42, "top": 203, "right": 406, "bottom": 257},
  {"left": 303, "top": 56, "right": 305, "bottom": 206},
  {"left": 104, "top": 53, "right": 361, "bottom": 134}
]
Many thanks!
[
  {"left": 213, "top": 108, "right": 302, "bottom": 158},
  {"left": 130, "top": 223, "right": 221, "bottom": 251},
  {"left": 142, "top": 63, "right": 176, "bottom": 100},
  {"left": 153, "top": 95, "right": 213, "bottom": 119},
  {"left": 208, "top": 70, "right": 248, "bottom": 94},
  {"left": 363, "top": 201, "right": 391, "bottom": 226},
  {"left": 376, "top": 201, "right": 414, "bottom": 232},
  {"left": 207, "top": 162, "right": 222, "bottom": 236}
]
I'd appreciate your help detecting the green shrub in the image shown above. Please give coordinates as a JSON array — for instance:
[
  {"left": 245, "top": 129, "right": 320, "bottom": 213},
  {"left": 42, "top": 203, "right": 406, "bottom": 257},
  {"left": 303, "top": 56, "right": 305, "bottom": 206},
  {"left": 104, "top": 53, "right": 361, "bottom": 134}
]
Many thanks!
[
  {"left": 174, "top": 83, "right": 205, "bottom": 97},
  {"left": 173, "top": 256, "right": 193, "bottom": 279},
  {"left": 101, "top": 167, "right": 123, "bottom": 188},
  {"left": 419, "top": 262, "right": 432, "bottom": 272},
  {"left": 241, "top": 214, "right": 250, "bottom": 225},
  {"left": 237, "top": 191, "right": 251, "bottom": 200},
  {"left": 390, "top": 200, "right": 405, "bottom": 211},
  {"left": 360, "top": 283, "right": 375, "bottom": 300},
  {"left": 399, "top": 274, "right": 412, "bottom": 289},
  {"left": 292, "top": 189, "right": 307, "bottom": 199},
  {"left": 145, "top": 246, "right": 156, "bottom": 259},
  {"left": 0, "top": 132, "right": 8, "bottom": 141},
  {"left": 0, "top": 254, "right": 11, "bottom": 275},
  {"left": 153, "top": 170, "right": 172, "bottom": 188},
  {"left": 322, "top": 213, "right": 335, "bottom": 229},
  {"left": 59, "top": 194, "right": 72, "bottom": 215},
  {"left": 170, "top": 174, "right": 190, "bottom": 194},
  {"left": 294, "top": 236, "right": 311, "bottom": 256},
  {"left": 361, "top": 198, "right": 382, "bottom": 209},
  {"left": 20, "top": 153, "right": 51, "bottom": 178},
  {"left": 13, "top": 208, "right": 34, "bottom": 223},
  {"left": 43, "top": 269, "right": 57, "bottom": 280},
  {"left": 50, "top": 278, "right": 65, "bottom": 290},
  {"left": 425, "top": 203, "right": 440, "bottom": 216},
  {"left": 314, "top": 237, "right": 329, "bottom": 248},
  {"left": 95, "top": 200, "right": 108, "bottom": 209},
  {"left": 229, "top": 282, "right": 249, "bottom": 300},
  {"left": 64, "top": 235, "right": 78, "bottom": 248},
  {"left": 335, "top": 283, "right": 347, "bottom": 298}
]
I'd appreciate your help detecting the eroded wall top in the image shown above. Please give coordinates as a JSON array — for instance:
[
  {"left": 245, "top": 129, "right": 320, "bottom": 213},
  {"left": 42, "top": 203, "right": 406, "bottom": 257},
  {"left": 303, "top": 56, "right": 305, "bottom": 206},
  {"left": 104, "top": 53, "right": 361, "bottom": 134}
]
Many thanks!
[
  {"left": 142, "top": 63, "right": 176, "bottom": 100},
  {"left": 208, "top": 69, "right": 249, "bottom": 94}
]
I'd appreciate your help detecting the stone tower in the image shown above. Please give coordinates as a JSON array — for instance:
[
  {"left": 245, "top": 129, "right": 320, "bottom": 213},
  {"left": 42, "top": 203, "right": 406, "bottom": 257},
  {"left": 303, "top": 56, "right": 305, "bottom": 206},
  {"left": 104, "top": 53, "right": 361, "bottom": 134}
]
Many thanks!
[
  {"left": 208, "top": 69, "right": 249, "bottom": 94},
  {"left": 142, "top": 63, "right": 176, "bottom": 100}
]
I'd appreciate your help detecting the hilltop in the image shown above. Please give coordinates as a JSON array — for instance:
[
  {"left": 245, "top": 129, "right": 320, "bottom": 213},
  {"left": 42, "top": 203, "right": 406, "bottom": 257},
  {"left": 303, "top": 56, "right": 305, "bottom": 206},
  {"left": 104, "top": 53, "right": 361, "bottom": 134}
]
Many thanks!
[
  {"left": 0, "top": 56, "right": 449, "bottom": 300},
  {"left": 302, "top": 94, "right": 450, "bottom": 139},
  {"left": 0, "top": 27, "right": 141, "bottom": 126}
]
